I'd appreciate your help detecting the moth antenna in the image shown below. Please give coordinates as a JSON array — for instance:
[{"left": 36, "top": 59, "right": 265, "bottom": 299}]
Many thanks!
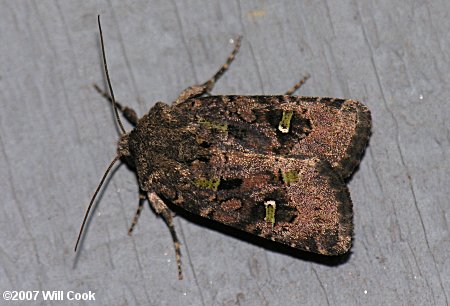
[
  {"left": 97, "top": 15, "right": 126, "bottom": 135},
  {"left": 74, "top": 155, "right": 121, "bottom": 252}
]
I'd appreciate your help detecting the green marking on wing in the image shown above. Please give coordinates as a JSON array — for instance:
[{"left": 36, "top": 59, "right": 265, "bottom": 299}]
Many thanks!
[
  {"left": 278, "top": 110, "right": 293, "bottom": 133},
  {"left": 264, "top": 200, "right": 276, "bottom": 227},
  {"left": 197, "top": 117, "right": 228, "bottom": 132},
  {"left": 194, "top": 177, "right": 221, "bottom": 191},
  {"left": 281, "top": 170, "right": 299, "bottom": 185}
]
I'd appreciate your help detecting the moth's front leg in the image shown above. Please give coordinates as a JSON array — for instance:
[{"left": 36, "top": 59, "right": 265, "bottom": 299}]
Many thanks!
[
  {"left": 174, "top": 36, "right": 242, "bottom": 105},
  {"left": 147, "top": 192, "right": 183, "bottom": 280},
  {"left": 284, "top": 74, "right": 310, "bottom": 96}
]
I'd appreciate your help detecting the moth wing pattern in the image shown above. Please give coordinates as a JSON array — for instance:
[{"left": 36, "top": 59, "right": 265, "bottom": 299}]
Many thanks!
[
  {"left": 152, "top": 151, "right": 352, "bottom": 255},
  {"left": 176, "top": 95, "right": 372, "bottom": 179},
  {"left": 124, "top": 96, "right": 372, "bottom": 255}
]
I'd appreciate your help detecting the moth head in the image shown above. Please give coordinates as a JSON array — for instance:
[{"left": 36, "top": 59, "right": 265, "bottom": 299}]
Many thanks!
[
  {"left": 117, "top": 132, "right": 131, "bottom": 158},
  {"left": 117, "top": 132, "right": 137, "bottom": 170}
]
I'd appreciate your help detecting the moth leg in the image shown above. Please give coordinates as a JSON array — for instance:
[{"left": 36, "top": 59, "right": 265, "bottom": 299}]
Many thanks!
[
  {"left": 93, "top": 84, "right": 139, "bottom": 126},
  {"left": 127, "top": 192, "right": 146, "bottom": 236},
  {"left": 147, "top": 192, "right": 183, "bottom": 280},
  {"left": 284, "top": 74, "right": 311, "bottom": 95},
  {"left": 174, "top": 36, "right": 242, "bottom": 105}
]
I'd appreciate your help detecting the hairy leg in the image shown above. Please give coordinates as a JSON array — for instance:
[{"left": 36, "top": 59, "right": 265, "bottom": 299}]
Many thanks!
[{"left": 175, "top": 36, "right": 242, "bottom": 105}]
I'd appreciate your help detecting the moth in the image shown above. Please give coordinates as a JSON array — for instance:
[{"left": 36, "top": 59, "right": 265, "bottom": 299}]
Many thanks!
[{"left": 75, "top": 16, "right": 371, "bottom": 280}]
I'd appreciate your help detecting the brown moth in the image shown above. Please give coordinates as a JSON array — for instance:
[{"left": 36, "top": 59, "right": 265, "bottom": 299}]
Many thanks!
[{"left": 75, "top": 16, "right": 371, "bottom": 279}]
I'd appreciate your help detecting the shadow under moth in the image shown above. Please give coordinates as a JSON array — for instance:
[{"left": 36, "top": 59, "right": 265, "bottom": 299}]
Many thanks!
[{"left": 75, "top": 16, "right": 372, "bottom": 279}]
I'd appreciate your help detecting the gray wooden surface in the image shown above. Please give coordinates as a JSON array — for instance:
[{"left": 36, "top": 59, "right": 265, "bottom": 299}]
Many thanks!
[{"left": 0, "top": 1, "right": 448, "bottom": 305}]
